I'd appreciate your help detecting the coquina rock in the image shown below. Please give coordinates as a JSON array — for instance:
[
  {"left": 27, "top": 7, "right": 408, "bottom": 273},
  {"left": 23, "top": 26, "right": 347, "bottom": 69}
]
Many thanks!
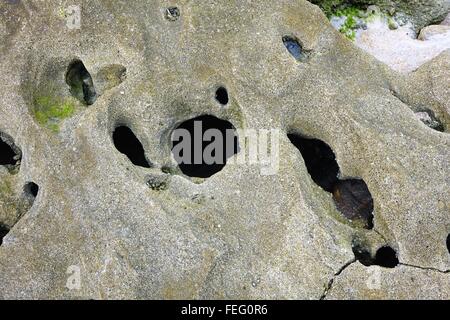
[
  {"left": 310, "top": 0, "right": 450, "bottom": 32},
  {"left": 0, "top": 0, "right": 449, "bottom": 299}
]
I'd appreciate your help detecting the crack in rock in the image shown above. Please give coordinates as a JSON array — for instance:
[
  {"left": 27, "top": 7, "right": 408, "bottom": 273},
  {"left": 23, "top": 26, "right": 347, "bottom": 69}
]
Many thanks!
[
  {"left": 320, "top": 259, "right": 356, "bottom": 300},
  {"left": 399, "top": 263, "right": 450, "bottom": 274}
]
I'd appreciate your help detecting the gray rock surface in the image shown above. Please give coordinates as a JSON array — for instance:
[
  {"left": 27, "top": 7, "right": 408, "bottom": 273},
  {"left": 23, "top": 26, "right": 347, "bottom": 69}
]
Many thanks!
[
  {"left": 310, "top": 0, "right": 450, "bottom": 32},
  {"left": 0, "top": 0, "right": 449, "bottom": 299}
]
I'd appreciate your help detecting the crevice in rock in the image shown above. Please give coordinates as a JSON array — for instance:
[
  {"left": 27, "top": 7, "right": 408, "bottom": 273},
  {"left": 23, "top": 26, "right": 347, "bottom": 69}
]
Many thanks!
[
  {"left": 320, "top": 259, "right": 356, "bottom": 300},
  {"left": 447, "top": 234, "right": 450, "bottom": 255},
  {"left": 282, "top": 35, "right": 311, "bottom": 62},
  {"left": 287, "top": 133, "right": 374, "bottom": 229},
  {"left": 390, "top": 90, "right": 446, "bottom": 132},
  {"left": 113, "top": 126, "right": 151, "bottom": 168},
  {"left": 0, "top": 223, "right": 10, "bottom": 246},
  {"left": 66, "top": 59, "right": 97, "bottom": 105},
  {"left": 414, "top": 108, "right": 445, "bottom": 132},
  {"left": 215, "top": 86, "right": 229, "bottom": 106},
  {"left": 171, "top": 115, "right": 239, "bottom": 178},
  {"left": 399, "top": 263, "right": 450, "bottom": 274}
]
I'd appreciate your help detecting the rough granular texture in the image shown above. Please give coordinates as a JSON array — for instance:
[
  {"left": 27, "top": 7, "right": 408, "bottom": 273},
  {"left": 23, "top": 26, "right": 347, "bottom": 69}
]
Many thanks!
[{"left": 0, "top": 0, "right": 448, "bottom": 299}]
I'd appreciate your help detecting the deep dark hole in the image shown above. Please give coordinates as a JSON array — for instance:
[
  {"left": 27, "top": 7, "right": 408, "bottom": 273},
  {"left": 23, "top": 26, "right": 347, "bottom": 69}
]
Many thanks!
[
  {"left": 215, "top": 87, "right": 229, "bottom": 105},
  {"left": 446, "top": 234, "right": 450, "bottom": 254},
  {"left": 24, "top": 182, "right": 39, "bottom": 198},
  {"left": 0, "top": 138, "right": 18, "bottom": 166},
  {"left": 113, "top": 126, "right": 151, "bottom": 168},
  {"left": 171, "top": 115, "right": 239, "bottom": 178},
  {"left": 287, "top": 134, "right": 339, "bottom": 192},
  {"left": 66, "top": 60, "right": 97, "bottom": 105},
  {"left": 353, "top": 243, "right": 399, "bottom": 268},
  {"left": 0, "top": 224, "right": 10, "bottom": 246},
  {"left": 374, "top": 246, "right": 399, "bottom": 268},
  {"left": 288, "top": 133, "right": 374, "bottom": 229},
  {"left": 282, "top": 36, "right": 308, "bottom": 62}
]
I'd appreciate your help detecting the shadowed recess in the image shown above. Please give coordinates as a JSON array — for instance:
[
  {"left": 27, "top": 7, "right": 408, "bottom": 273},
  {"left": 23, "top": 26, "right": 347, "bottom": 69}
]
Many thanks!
[
  {"left": 352, "top": 243, "right": 399, "bottom": 268},
  {"left": 287, "top": 134, "right": 339, "bottom": 192},
  {"left": 0, "top": 137, "right": 18, "bottom": 166},
  {"left": 282, "top": 36, "right": 310, "bottom": 62},
  {"left": 374, "top": 246, "right": 399, "bottom": 268},
  {"left": 215, "top": 87, "right": 229, "bottom": 105},
  {"left": 0, "top": 132, "right": 21, "bottom": 170},
  {"left": 0, "top": 224, "right": 10, "bottom": 246},
  {"left": 171, "top": 115, "right": 239, "bottom": 178},
  {"left": 288, "top": 133, "right": 374, "bottom": 229},
  {"left": 332, "top": 179, "right": 374, "bottom": 229},
  {"left": 165, "top": 6, "right": 180, "bottom": 21},
  {"left": 66, "top": 60, "right": 97, "bottom": 105},
  {"left": 24, "top": 182, "right": 39, "bottom": 198},
  {"left": 113, "top": 126, "right": 151, "bottom": 168},
  {"left": 415, "top": 109, "right": 445, "bottom": 132},
  {"left": 447, "top": 234, "right": 450, "bottom": 254}
]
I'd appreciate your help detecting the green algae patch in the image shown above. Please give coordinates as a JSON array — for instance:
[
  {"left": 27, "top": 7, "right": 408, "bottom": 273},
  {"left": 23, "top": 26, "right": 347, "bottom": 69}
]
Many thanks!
[{"left": 32, "top": 95, "right": 77, "bottom": 132}]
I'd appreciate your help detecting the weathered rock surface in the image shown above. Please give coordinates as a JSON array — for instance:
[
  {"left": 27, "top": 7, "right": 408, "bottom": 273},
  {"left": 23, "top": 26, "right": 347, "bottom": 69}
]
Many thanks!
[
  {"left": 310, "top": 0, "right": 450, "bottom": 31},
  {"left": 354, "top": 18, "right": 450, "bottom": 73},
  {"left": 0, "top": 0, "right": 449, "bottom": 299}
]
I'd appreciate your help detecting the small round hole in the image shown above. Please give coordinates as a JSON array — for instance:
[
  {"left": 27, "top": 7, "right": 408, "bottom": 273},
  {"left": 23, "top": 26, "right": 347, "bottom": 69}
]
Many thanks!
[
  {"left": 171, "top": 115, "right": 239, "bottom": 178},
  {"left": 215, "top": 87, "right": 229, "bottom": 105},
  {"left": 374, "top": 246, "right": 399, "bottom": 268},
  {"left": 24, "top": 182, "right": 39, "bottom": 198}
]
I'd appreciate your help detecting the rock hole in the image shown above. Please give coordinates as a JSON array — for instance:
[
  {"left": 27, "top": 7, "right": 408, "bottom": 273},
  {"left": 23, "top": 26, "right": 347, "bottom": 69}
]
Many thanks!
[
  {"left": 282, "top": 36, "right": 310, "bottom": 62},
  {"left": 414, "top": 109, "right": 445, "bottom": 132},
  {"left": 165, "top": 6, "right": 180, "bottom": 21},
  {"left": 0, "top": 136, "right": 18, "bottom": 166},
  {"left": 171, "top": 115, "right": 239, "bottom": 178},
  {"left": 332, "top": 180, "right": 374, "bottom": 229},
  {"left": 0, "top": 132, "right": 21, "bottom": 172},
  {"left": 287, "top": 133, "right": 374, "bottom": 229},
  {"left": 374, "top": 246, "right": 399, "bottom": 268},
  {"left": 215, "top": 87, "right": 229, "bottom": 105},
  {"left": 24, "top": 182, "right": 39, "bottom": 198},
  {"left": 0, "top": 223, "right": 10, "bottom": 246},
  {"left": 287, "top": 134, "right": 339, "bottom": 192},
  {"left": 66, "top": 60, "right": 97, "bottom": 105},
  {"left": 113, "top": 126, "right": 151, "bottom": 168},
  {"left": 351, "top": 241, "right": 373, "bottom": 267},
  {"left": 352, "top": 242, "right": 399, "bottom": 268}
]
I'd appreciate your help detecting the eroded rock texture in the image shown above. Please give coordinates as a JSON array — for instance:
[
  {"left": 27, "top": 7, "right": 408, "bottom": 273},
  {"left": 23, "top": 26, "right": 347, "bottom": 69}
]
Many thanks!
[
  {"left": 311, "top": 0, "right": 450, "bottom": 31},
  {"left": 0, "top": 0, "right": 449, "bottom": 299}
]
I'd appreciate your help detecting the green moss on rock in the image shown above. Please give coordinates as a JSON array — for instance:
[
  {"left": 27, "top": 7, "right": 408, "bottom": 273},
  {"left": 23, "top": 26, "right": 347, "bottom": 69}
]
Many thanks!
[{"left": 32, "top": 95, "right": 77, "bottom": 132}]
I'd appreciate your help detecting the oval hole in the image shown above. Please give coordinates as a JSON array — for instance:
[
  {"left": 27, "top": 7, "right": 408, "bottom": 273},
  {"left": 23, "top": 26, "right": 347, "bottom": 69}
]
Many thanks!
[
  {"left": 171, "top": 115, "right": 239, "bottom": 178},
  {"left": 113, "top": 126, "right": 151, "bottom": 168}
]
